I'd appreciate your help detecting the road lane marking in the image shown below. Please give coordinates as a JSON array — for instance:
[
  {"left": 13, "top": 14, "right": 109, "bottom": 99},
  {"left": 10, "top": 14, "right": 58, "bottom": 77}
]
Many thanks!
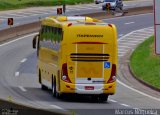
[
  {"left": 20, "top": 58, "right": 27, "bottom": 63},
  {"left": 118, "top": 48, "right": 129, "bottom": 51},
  {"left": 118, "top": 45, "right": 130, "bottom": 48},
  {"left": 118, "top": 54, "right": 125, "bottom": 56},
  {"left": 6, "top": 13, "right": 27, "bottom": 17},
  {"left": 125, "top": 22, "right": 135, "bottom": 25},
  {"left": 50, "top": 105, "right": 64, "bottom": 110},
  {"left": 0, "top": 33, "right": 38, "bottom": 47},
  {"left": 119, "top": 34, "right": 124, "bottom": 37},
  {"left": 117, "top": 80, "right": 160, "bottom": 102},
  {"left": 123, "top": 40, "right": 144, "bottom": 43},
  {"left": 117, "top": 28, "right": 160, "bottom": 101},
  {"left": 120, "top": 103, "right": 130, "bottom": 107},
  {"left": 109, "top": 99, "right": 117, "bottom": 103},
  {"left": 0, "top": 22, "right": 158, "bottom": 106},
  {"left": 119, "top": 42, "right": 137, "bottom": 45},
  {"left": 15, "top": 72, "right": 20, "bottom": 77},
  {"left": 102, "top": 13, "right": 153, "bottom": 21},
  {"left": 118, "top": 28, "right": 160, "bottom": 102},
  {"left": 18, "top": 86, "right": 27, "bottom": 92}
]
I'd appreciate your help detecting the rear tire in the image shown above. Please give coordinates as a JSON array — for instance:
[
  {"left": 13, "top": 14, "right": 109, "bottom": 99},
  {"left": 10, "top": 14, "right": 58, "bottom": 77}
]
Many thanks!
[
  {"left": 99, "top": 95, "right": 108, "bottom": 102},
  {"left": 52, "top": 78, "right": 57, "bottom": 97},
  {"left": 39, "top": 70, "right": 48, "bottom": 90},
  {"left": 52, "top": 78, "right": 61, "bottom": 98},
  {"left": 91, "top": 95, "right": 99, "bottom": 102},
  {"left": 41, "top": 84, "right": 48, "bottom": 90}
]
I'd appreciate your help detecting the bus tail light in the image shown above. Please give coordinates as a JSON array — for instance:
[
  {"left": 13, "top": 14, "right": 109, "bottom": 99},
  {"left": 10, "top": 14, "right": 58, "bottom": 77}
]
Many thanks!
[
  {"left": 62, "top": 63, "right": 72, "bottom": 83},
  {"left": 107, "top": 64, "right": 116, "bottom": 83},
  {"left": 68, "top": 23, "right": 72, "bottom": 27},
  {"left": 108, "top": 24, "right": 113, "bottom": 28}
]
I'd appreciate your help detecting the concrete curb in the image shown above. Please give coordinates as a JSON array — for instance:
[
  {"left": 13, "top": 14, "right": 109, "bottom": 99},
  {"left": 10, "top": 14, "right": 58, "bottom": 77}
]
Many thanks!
[
  {"left": 128, "top": 44, "right": 160, "bottom": 92},
  {"left": 118, "top": 27, "right": 160, "bottom": 94}
]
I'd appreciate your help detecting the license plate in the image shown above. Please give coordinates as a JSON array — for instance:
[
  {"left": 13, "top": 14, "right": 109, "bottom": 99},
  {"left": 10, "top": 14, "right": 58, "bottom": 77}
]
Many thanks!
[{"left": 85, "top": 86, "right": 94, "bottom": 90}]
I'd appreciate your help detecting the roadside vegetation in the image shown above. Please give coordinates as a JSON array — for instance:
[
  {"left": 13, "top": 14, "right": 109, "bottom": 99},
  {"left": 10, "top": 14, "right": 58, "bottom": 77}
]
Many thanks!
[
  {"left": 0, "top": 0, "right": 93, "bottom": 10},
  {"left": 130, "top": 36, "right": 160, "bottom": 89}
]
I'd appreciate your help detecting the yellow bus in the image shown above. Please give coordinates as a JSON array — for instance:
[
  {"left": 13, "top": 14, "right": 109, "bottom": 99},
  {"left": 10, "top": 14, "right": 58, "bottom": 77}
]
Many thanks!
[{"left": 32, "top": 16, "right": 118, "bottom": 101}]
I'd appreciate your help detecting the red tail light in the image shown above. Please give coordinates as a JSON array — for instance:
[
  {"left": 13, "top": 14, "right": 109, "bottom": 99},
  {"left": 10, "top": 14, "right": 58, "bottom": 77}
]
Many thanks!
[
  {"left": 62, "top": 63, "right": 72, "bottom": 83},
  {"left": 107, "top": 64, "right": 116, "bottom": 83},
  {"left": 108, "top": 24, "right": 113, "bottom": 28},
  {"left": 68, "top": 23, "right": 72, "bottom": 27}
]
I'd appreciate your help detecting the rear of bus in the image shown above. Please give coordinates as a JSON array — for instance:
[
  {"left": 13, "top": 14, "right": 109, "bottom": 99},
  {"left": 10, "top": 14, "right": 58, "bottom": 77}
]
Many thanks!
[{"left": 60, "top": 23, "right": 118, "bottom": 100}]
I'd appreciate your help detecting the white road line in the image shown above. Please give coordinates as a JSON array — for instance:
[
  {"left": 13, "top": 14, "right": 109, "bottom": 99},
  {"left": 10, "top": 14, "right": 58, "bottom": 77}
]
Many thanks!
[
  {"left": 119, "top": 42, "right": 137, "bottom": 45},
  {"left": 120, "top": 103, "right": 130, "bottom": 107},
  {"left": 0, "top": 33, "right": 38, "bottom": 47},
  {"left": 0, "top": 21, "right": 158, "bottom": 105},
  {"left": 109, "top": 99, "right": 117, "bottom": 103},
  {"left": 118, "top": 54, "right": 124, "bottom": 57},
  {"left": 20, "top": 58, "right": 27, "bottom": 63},
  {"left": 102, "top": 13, "right": 153, "bottom": 21},
  {"left": 17, "top": 12, "right": 36, "bottom": 15},
  {"left": 50, "top": 105, "right": 64, "bottom": 110},
  {"left": 118, "top": 48, "right": 128, "bottom": 53},
  {"left": 6, "top": 13, "right": 27, "bottom": 17},
  {"left": 18, "top": 86, "right": 27, "bottom": 92},
  {"left": 119, "top": 34, "right": 124, "bottom": 37},
  {"left": 125, "top": 22, "right": 135, "bottom": 25},
  {"left": 124, "top": 40, "right": 144, "bottom": 43},
  {"left": 118, "top": 45, "right": 131, "bottom": 48},
  {"left": 129, "top": 34, "right": 150, "bottom": 38},
  {"left": 117, "top": 27, "right": 160, "bottom": 102},
  {"left": 131, "top": 33, "right": 153, "bottom": 36},
  {"left": 15, "top": 72, "right": 20, "bottom": 77},
  {"left": 126, "top": 37, "right": 146, "bottom": 40},
  {"left": 117, "top": 80, "right": 160, "bottom": 102},
  {"left": 119, "top": 38, "right": 143, "bottom": 41}
]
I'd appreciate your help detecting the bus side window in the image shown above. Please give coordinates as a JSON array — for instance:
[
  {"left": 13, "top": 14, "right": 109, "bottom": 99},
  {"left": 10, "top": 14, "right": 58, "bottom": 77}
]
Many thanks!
[
  {"left": 58, "top": 28, "right": 62, "bottom": 42},
  {"left": 51, "top": 27, "right": 55, "bottom": 42}
]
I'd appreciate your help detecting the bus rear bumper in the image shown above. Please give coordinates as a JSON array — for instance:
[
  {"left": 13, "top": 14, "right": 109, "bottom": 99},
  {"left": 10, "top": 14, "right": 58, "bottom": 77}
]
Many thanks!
[{"left": 60, "top": 81, "right": 116, "bottom": 95}]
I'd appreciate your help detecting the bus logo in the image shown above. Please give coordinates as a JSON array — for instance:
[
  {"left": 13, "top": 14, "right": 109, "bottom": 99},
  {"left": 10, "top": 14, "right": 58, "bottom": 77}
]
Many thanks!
[{"left": 104, "top": 62, "right": 110, "bottom": 68}]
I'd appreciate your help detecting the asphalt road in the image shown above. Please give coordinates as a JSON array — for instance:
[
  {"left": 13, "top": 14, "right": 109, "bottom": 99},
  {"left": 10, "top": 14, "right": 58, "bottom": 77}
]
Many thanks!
[
  {"left": 0, "top": 13, "right": 159, "bottom": 115},
  {"left": 0, "top": 0, "right": 153, "bottom": 30}
]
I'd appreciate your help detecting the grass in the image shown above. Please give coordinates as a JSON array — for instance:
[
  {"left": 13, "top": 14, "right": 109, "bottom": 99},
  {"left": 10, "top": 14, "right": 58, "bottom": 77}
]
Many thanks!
[
  {"left": 0, "top": 0, "right": 133, "bottom": 11},
  {"left": 0, "top": 0, "right": 93, "bottom": 10},
  {"left": 130, "top": 36, "right": 160, "bottom": 89}
]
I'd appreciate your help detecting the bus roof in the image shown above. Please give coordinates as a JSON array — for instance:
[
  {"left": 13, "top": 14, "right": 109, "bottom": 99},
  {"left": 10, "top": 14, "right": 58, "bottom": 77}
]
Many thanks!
[{"left": 41, "top": 16, "right": 108, "bottom": 27}]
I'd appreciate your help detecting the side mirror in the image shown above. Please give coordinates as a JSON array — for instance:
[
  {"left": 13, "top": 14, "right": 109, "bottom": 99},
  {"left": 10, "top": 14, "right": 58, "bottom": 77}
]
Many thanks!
[{"left": 32, "top": 34, "right": 39, "bottom": 49}]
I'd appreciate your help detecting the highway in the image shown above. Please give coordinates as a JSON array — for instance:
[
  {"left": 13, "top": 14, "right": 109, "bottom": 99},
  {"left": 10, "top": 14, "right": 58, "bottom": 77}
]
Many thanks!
[
  {"left": 0, "top": 12, "right": 160, "bottom": 115},
  {"left": 0, "top": 0, "right": 152, "bottom": 30}
]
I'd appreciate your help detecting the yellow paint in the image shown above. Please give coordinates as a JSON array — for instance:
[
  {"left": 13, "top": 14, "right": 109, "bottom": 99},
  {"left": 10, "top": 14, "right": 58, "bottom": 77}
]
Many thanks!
[{"left": 36, "top": 16, "right": 118, "bottom": 96}]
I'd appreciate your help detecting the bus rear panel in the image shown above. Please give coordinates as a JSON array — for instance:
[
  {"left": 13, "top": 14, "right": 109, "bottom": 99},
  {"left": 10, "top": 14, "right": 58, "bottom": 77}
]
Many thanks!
[{"left": 60, "top": 25, "right": 117, "bottom": 95}]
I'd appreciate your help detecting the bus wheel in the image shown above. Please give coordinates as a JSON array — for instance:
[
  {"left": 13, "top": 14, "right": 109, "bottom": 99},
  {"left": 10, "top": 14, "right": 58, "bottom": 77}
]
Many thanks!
[
  {"left": 91, "top": 95, "right": 99, "bottom": 102},
  {"left": 39, "top": 70, "right": 47, "bottom": 90},
  {"left": 99, "top": 95, "right": 108, "bottom": 102},
  {"left": 41, "top": 84, "right": 48, "bottom": 90},
  {"left": 52, "top": 78, "right": 59, "bottom": 98}
]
